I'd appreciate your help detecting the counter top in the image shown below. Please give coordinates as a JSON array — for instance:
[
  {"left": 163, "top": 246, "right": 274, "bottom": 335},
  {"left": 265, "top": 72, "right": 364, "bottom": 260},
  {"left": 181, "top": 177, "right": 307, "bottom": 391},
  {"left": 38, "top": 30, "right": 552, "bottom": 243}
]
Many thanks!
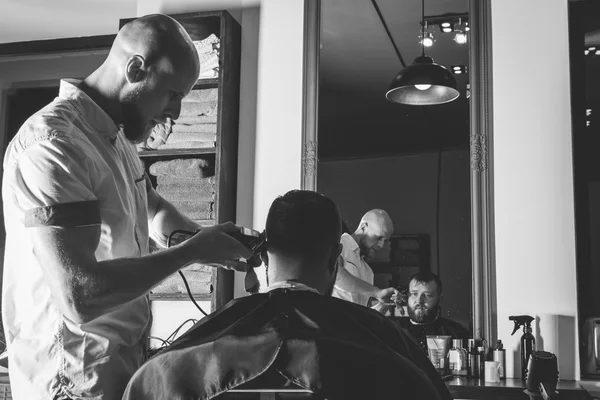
[{"left": 446, "top": 378, "right": 592, "bottom": 400}]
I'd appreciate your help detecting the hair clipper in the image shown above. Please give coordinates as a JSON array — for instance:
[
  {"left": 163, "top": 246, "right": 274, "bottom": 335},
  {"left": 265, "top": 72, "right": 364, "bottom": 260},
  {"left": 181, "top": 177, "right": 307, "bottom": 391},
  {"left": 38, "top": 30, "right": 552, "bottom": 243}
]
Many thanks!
[
  {"left": 167, "top": 226, "right": 266, "bottom": 294},
  {"left": 226, "top": 227, "right": 266, "bottom": 294}
]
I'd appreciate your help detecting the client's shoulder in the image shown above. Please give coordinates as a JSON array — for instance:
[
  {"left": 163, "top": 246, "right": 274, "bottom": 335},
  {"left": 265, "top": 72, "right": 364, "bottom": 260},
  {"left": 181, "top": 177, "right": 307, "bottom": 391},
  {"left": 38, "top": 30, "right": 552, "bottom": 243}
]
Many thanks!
[{"left": 437, "top": 317, "right": 470, "bottom": 337}]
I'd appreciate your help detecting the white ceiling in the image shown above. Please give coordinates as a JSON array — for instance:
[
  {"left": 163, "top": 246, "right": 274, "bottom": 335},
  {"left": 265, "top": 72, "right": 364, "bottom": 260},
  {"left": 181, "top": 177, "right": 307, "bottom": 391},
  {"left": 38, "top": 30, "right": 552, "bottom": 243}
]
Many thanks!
[
  {"left": 0, "top": 0, "right": 137, "bottom": 43},
  {"left": 320, "top": 0, "right": 470, "bottom": 98}
]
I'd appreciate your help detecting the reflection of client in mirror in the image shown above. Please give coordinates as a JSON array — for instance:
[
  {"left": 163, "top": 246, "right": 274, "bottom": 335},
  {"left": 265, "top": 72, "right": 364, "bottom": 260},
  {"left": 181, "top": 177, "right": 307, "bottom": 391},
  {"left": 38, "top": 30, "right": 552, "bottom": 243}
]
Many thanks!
[{"left": 395, "top": 271, "right": 469, "bottom": 353}]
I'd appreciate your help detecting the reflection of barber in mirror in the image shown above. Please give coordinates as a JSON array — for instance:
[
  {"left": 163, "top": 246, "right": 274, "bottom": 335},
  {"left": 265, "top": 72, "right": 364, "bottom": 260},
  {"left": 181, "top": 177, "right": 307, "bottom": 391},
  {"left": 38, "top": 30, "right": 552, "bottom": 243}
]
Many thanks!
[
  {"left": 332, "top": 209, "right": 400, "bottom": 313},
  {"left": 395, "top": 271, "right": 469, "bottom": 353}
]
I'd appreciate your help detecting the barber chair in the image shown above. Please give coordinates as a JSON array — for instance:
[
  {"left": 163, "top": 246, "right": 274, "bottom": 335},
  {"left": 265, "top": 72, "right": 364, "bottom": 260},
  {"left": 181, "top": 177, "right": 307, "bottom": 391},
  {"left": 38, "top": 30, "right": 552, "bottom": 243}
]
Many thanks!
[
  {"left": 219, "top": 386, "right": 316, "bottom": 400},
  {"left": 216, "top": 369, "right": 321, "bottom": 400}
]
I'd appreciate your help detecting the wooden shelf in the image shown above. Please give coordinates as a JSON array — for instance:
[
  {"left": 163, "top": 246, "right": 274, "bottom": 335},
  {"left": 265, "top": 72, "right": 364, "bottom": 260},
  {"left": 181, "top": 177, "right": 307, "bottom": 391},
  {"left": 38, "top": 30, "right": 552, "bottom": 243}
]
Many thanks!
[
  {"left": 137, "top": 148, "right": 217, "bottom": 158},
  {"left": 149, "top": 293, "right": 212, "bottom": 301},
  {"left": 120, "top": 10, "right": 241, "bottom": 312},
  {"left": 121, "top": 11, "right": 240, "bottom": 312},
  {"left": 194, "top": 78, "right": 219, "bottom": 88}
]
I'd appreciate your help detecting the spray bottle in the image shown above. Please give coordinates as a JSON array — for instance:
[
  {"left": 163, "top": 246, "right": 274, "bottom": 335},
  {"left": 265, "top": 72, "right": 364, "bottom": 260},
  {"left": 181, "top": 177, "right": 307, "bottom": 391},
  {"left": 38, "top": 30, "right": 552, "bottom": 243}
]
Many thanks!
[
  {"left": 509, "top": 315, "right": 536, "bottom": 380},
  {"left": 493, "top": 340, "right": 506, "bottom": 380}
]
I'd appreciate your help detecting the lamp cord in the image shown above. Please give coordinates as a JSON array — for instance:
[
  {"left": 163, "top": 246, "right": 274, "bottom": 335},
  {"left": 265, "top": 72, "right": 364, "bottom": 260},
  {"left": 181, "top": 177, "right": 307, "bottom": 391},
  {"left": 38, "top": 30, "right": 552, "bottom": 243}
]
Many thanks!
[
  {"left": 421, "top": 0, "right": 425, "bottom": 57},
  {"left": 436, "top": 147, "right": 442, "bottom": 278},
  {"left": 371, "top": 0, "right": 406, "bottom": 68},
  {"left": 421, "top": 0, "right": 426, "bottom": 57}
]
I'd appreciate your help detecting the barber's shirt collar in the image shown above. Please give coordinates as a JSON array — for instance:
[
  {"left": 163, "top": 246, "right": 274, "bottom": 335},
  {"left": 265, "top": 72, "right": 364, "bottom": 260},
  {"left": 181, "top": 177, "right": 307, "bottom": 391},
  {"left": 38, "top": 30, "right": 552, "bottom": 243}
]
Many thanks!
[
  {"left": 342, "top": 232, "right": 362, "bottom": 258},
  {"left": 59, "top": 79, "right": 120, "bottom": 143}
]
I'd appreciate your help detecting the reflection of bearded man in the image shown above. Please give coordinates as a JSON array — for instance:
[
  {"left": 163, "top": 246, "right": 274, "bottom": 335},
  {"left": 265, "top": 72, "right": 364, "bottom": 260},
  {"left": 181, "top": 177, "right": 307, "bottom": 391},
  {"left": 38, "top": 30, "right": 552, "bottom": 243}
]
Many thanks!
[
  {"left": 407, "top": 274, "right": 441, "bottom": 324},
  {"left": 396, "top": 271, "right": 470, "bottom": 354}
]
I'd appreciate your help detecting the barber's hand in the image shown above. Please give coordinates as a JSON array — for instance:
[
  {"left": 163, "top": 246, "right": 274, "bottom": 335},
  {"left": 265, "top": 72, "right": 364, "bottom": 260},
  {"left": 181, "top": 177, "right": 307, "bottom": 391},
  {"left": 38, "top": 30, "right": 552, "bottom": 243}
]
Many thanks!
[
  {"left": 369, "top": 287, "right": 401, "bottom": 316},
  {"left": 375, "top": 287, "right": 400, "bottom": 304},
  {"left": 182, "top": 222, "right": 253, "bottom": 272}
]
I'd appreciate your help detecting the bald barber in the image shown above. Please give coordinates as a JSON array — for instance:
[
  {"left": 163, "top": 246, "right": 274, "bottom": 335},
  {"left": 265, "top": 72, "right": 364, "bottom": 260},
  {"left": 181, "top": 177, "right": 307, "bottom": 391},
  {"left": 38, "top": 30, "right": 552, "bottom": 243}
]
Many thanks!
[
  {"left": 333, "top": 209, "right": 399, "bottom": 308},
  {"left": 1, "top": 15, "right": 252, "bottom": 400}
]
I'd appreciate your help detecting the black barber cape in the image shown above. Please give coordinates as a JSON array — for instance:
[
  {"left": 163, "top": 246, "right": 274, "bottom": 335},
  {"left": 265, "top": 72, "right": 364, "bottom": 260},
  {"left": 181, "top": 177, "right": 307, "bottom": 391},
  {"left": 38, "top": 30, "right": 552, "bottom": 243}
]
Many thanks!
[{"left": 123, "top": 289, "right": 453, "bottom": 400}]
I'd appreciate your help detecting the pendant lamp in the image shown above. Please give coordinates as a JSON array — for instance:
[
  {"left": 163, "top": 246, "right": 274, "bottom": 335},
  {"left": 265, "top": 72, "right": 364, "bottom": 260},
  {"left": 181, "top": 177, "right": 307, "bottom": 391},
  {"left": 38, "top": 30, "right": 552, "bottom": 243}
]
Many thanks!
[{"left": 385, "top": 0, "right": 459, "bottom": 105}]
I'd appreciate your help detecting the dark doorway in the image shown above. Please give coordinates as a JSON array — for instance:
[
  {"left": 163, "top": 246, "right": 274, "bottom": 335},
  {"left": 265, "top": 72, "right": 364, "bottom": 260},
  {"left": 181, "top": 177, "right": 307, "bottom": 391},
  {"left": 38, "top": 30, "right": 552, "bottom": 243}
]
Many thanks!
[
  {"left": 3, "top": 86, "right": 59, "bottom": 150},
  {"left": 1, "top": 86, "right": 59, "bottom": 245},
  {"left": 568, "top": 0, "right": 600, "bottom": 377}
]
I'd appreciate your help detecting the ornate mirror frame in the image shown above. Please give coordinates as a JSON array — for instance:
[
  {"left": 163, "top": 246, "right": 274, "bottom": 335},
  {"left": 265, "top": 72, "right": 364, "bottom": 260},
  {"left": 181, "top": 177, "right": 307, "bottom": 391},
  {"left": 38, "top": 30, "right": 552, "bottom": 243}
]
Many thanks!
[{"left": 300, "top": 0, "right": 496, "bottom": 344}]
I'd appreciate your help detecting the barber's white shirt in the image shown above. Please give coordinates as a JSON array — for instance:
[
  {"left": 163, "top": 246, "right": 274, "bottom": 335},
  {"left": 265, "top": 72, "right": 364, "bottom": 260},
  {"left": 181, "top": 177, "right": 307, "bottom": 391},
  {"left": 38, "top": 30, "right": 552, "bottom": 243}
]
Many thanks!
[
  {"left": 2, "top": 79, "right": 151, "bottom": 400},
  {"left": 331, "top": 233, "right": 374, "bottom": 306}
]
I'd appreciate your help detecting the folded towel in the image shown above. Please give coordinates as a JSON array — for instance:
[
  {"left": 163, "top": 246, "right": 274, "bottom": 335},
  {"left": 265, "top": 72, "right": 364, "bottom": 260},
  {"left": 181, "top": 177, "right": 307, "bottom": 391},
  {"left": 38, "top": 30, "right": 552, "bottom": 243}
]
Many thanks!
[
  {"left": 200, "top": 58, "right": 219, "bottom": 75},
  {"left": 136, "top": 143, "right": 148, "bottom": 152},
  {"left": 180, "top": 101, "right": 218, "bottom": 117},
  {"left": 199, "top": 50, "right": 218, "bottom": 63},
  {"left": 156, "top": 176, "right": 216, "bottom": 186},
  {"left": 183, "top": 88, "right": 218, "bottom": 103},
  {"left": 156, "top": 181, "right": 215, "bottom": 202},
  {"left": 196, "top": 219, "right": 215, "bottom": 227},
  {"left": 151, "top": 268, "right": 212, "bottom": 295},
  {"left": 149, "top": 158, "right": 212, "bottom": 178},
  {"left": 171, "top": 200, "right": 213, "bottom": 221},
  {"left": 194, "top": 41, "right": 219, "bottom": 56},
  {"left": 156, "top": 176, "right": 215, "bottom": 191},
  {"left": 146, "top": 123, "right": 171, "bottom": 149},
  {"left": 157, "top": 141, "right": 215, "bottom": 150},
  {"left": 194, "top": 34, "right": 219, "bottom": 49},
  {"left": 171, "top": 123, "right": 217, "bottom": 134},
  {"left": 166, "top": 132, "right": 216, "bottom": 143},
  {"left": 157, "top": 190, "right": 215, "bottom": 205},
  {"left": 175, "top": 115, "right": 218, "bottom": 125},
  {"left": 198, "top": 69, "right": 218, "bottom": 80}
]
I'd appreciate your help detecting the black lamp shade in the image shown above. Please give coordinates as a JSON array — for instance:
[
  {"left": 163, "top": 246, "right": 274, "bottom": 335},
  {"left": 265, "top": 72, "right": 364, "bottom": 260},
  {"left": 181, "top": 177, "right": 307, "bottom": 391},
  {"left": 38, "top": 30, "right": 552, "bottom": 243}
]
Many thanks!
[{"left": 386, "top": 56, "right": 460, "bottom": 105}]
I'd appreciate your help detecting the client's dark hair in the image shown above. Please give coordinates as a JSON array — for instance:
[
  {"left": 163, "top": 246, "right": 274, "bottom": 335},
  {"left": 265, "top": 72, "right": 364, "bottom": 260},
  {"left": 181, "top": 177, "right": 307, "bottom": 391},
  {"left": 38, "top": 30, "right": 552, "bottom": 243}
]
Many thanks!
[
  {"left": 409, "top": 270, "right": 443, "bottom": 294},
  {"left": 265, "top": 190, "right": 342, "bottom": 258}
]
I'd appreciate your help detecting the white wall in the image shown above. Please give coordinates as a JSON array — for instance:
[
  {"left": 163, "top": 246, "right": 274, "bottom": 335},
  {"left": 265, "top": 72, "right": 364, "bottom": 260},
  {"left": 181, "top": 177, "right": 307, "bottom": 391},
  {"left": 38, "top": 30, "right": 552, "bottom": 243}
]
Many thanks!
[
  {"left": 491, "top": 0, "right": 579, "bottom": 380},
  {"left": 0, "top": 0, "right": 136, "bottom": 43},
  {"left": 249, "top": 0, "right": 306, "bottom": 292}
]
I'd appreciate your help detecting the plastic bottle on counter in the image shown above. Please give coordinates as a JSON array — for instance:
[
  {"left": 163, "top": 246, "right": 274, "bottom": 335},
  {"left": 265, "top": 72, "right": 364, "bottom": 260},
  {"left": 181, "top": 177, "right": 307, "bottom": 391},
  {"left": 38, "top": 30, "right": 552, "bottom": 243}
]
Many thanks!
[
  {"left": 448, "top": 339, "right": 468, "bottom": 376},
  {"left": 468, "top": 339, "right": 478, "bottom": 378},
  {"left": 477, "top": 346, "right": 486, "bottom": 380},
  {"left": 493, "top": 340, "right": 506, "bottom": 380}
]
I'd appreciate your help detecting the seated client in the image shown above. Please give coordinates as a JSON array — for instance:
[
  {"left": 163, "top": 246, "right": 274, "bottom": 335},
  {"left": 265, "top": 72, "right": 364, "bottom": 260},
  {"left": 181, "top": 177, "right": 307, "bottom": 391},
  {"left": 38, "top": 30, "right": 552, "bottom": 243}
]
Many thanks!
[
  {"left": 123, "top": 190, "right": 453, "bottom": 400},
  {"left": 394, "top": 271, "right": 470, "bottom": 353}
]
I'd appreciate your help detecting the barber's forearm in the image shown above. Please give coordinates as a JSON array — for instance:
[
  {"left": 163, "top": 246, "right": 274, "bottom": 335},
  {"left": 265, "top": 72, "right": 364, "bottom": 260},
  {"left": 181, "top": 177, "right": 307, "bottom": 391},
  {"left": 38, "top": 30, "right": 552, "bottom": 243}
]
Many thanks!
[
  {"left": 148, "top": 196, "right": 200, "bottom": 247},
  {"left": 31, "top": 225, "right": 202, "bottom": 324},
  {"left": 83, "top": 243, "right": 198, "bottom": 321},
  {"left": 335, "top": 266, "right": 380, "bottom": 298}
]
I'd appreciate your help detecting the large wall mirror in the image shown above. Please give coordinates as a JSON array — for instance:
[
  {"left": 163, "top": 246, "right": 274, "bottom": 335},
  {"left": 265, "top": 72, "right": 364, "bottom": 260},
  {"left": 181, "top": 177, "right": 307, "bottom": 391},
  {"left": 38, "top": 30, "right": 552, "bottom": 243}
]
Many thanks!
[{"left": 301, "top": 0, "right": 494, "bottom": 343}]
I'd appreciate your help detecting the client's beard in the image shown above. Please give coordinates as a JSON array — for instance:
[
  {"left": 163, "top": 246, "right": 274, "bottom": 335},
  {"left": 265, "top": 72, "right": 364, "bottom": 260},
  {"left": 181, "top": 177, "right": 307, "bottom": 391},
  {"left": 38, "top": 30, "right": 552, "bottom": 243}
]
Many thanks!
[{"left": 408, "top": 303, "right": 439, "bottom": 324}]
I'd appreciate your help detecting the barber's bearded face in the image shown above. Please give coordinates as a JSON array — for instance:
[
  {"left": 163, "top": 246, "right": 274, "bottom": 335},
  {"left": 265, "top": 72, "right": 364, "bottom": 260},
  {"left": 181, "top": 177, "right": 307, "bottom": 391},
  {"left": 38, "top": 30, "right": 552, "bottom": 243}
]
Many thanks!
[
  {"left": 407, "top": 280, "right": 440, "bottom": 323},
  {"left": 121, "top": 83, "right": 155, "bottom": 144},
  {"left": 358, "top": 222, "right": 390, "bottom": 261}
]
